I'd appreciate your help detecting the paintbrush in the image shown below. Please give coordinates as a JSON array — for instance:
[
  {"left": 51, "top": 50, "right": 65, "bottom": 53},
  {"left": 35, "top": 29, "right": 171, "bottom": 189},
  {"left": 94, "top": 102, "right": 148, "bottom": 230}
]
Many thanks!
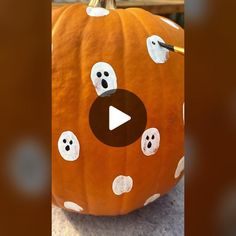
[{"left": 158, "top": 41, "right": 184, "bottom": 55}]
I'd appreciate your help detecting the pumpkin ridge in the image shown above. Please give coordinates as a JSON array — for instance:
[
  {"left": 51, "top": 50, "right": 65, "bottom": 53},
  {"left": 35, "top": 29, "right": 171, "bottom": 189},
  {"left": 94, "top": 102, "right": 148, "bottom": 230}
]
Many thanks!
[
  {"left": 126, "top": 9, "right": 151, "bottom": 37},
  {"left": 52, "top": 6, "right": 69, "bottom": 29},
  {"left": 76, "top": 7, "right": 94, "bottom": 214},
  {"left": 122, "top": 9, "right": 179, "bottom": 196},
  {"left": 112, "top": 10, "right": 127, "bottom": 215},
  {"left": 124, "top": 9, "right": 154, "bottom": 68},
  {"left": 52, "top": 4, "right": 80, "bottom": 38},
  {"left": 153, "top": 16, "right": 177, "bottom": 47},
  {"left": 66, "top": 5, "right": 94, "bottom": 213},
  {"left": 121, "top": 8, "right": 154, "bottom": 212}
]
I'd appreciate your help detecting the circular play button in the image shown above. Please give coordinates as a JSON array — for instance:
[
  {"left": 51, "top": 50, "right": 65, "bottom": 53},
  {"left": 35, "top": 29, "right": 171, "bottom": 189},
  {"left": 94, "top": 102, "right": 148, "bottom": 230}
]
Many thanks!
[{"left": 89, "top": 89, "right": 147, "bottom": 147}]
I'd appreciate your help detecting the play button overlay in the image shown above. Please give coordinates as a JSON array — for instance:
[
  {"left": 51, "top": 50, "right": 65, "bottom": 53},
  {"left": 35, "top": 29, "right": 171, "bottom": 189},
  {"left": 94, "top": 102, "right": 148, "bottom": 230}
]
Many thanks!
[
  {"left": 109, "top": 106, "right": 131, "bottom": 131},
  {"left": 89, "top": 89, "right": 147, "bottom": 147}
]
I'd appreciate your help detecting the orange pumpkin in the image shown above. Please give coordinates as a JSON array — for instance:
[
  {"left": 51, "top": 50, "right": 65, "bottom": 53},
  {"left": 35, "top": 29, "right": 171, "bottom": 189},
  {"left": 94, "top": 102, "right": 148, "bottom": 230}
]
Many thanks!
[{"left": 52, "top": 0, "right": 184, "bottom": 215}]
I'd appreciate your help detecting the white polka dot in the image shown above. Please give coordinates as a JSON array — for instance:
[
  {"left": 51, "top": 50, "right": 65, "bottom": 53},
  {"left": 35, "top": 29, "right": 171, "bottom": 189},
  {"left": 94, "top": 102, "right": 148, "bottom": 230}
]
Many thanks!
[
  {"left": 91, "top": 62, "right": 117, "bottom": 96},
  {"left": 112, "top": 175, "right": 133, "bottom": 195},
  {"left": 64, "top": 201, "right": 83, "bottom": 212},
  {"left": 175, "top": 156, "right": 184, "bottom": 179},
  {"left": 86, "top": 7, "right": 110, "bottom": 17},
  {"left": 58, "top": 131, "right": 80, "bottom": 161},
  {"left": 144, "top": 193, "right": 160, "bottom": 206},
  {"left": 141, "top": 128, "right": 160, "bottom": 156},
  {"left": 146, "top": 35, "right": 169, "bottom": 64},
  {"left": 161, "top": 17, "right": 180, "bottom": 30}
]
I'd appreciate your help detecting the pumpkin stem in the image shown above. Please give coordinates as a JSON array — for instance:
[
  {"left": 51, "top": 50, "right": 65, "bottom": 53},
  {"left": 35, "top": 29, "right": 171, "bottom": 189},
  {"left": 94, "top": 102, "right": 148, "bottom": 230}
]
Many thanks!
[{"left": 88, "top": 0, "right": 116, "bottom": 10}]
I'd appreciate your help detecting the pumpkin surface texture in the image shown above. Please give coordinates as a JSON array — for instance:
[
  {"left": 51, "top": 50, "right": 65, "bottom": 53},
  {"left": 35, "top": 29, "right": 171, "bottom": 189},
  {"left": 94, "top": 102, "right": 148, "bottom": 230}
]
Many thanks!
[{"left": 52, "top": 2, "right": 184, "bottom": 216}]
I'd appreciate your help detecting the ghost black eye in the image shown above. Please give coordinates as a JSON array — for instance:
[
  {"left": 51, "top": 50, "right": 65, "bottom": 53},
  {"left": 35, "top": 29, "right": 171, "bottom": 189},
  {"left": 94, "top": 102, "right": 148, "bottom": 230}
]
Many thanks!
[
  {"left": 63, "top": 139, "right": 66, "bottom": 143},
  {"left": 104, "top": 71, "right": 109, "bottom": 77},
  {"left": 97, "top": 72, "right": 102, "bottom": 78},
  {"left": 146, "top": 136, "right": 149, "bottom": 140},
  {"left": 152, "top": 135, "right": 155, "bottom": 139},
  {"left": 69, "top": 140, "right": 73, "bottom": 145},
  {"left": 152, "top": 41, "right": 156, "bottom": 45}
]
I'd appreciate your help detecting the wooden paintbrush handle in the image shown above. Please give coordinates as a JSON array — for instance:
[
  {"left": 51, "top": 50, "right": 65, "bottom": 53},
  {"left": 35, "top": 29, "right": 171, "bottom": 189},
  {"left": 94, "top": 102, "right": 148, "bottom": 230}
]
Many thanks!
[{"left": 173, "top": 46, "right": 184, "bottom": 55}]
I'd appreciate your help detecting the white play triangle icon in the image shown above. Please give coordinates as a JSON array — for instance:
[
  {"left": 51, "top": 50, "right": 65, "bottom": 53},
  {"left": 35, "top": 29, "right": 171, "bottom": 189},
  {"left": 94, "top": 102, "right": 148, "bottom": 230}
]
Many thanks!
[{"left": 109, "top": 106, "right": 131, "bottom": 131}]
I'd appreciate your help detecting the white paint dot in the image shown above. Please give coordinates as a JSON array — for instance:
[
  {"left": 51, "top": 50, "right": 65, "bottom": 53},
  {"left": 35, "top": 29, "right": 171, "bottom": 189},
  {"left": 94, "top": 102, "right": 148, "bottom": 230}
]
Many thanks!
[
  {"left": 64, "top": 201, "right": 83, "bottom": 212},
  {"left": 175, "top": 156, "right": 184, "bottom": 179},
  {"left": 146, "top": 35, "right": 169, "bottom": 64},
  {"left": 112, "top": 175, "right": 133, "bottom": 195},
  {"left": 161, "top": 17, "right": 180, "bottom": 30},
  {"left": 86, "top": 7, "right": 110, "bottom": 17},
  {"left": 141, "top": 128, "right": 160, "bottom": 156},
  {"left": 144, "top": 193, "right": 160, "bottom": 206},
  {"left": 58, "top": 131, "right": 80, "bottom": 161}
]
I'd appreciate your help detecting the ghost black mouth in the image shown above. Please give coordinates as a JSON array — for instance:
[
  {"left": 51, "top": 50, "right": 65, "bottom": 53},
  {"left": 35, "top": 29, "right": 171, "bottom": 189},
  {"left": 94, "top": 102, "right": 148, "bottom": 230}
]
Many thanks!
[
  {"left": 65, "top": 145, "right": 70, "bottom": 151},
  {"left": 147, "top": 141, "right": 152, "bottom": 148},
  {"left": 101, "top": 79, "right": 108, "bottom": 89}
]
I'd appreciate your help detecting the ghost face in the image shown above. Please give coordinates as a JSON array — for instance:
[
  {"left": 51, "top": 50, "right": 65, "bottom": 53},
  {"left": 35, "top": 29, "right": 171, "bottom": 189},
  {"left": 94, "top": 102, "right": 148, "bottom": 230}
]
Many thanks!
[
  {"left": 58, "top": 131, "right": 80, "bottom": 161},
  {"left": 146, "top": 35, "right": 169, "bottom": 64},
  {"left": 141, "top": 128, "right": 160, "bottom": 156},
  {"left": 91, "top": 62, "right": 117, "bottom": 96}
]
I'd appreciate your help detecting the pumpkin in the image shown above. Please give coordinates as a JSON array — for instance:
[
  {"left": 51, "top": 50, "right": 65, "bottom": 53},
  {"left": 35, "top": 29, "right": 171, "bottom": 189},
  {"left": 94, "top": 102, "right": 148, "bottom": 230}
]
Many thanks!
[{"left": 52, "top": 0, "right": 184, "bottom": 216}]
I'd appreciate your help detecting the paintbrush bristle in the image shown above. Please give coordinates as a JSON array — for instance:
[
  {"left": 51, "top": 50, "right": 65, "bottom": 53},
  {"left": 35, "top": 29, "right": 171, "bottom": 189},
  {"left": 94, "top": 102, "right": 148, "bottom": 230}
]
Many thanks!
[
  {"left": 158, "top": 41, "right": 174, "bottom": 52},
  {"left": 158, "top": 41, "right": 184, "bottom": 55}
]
